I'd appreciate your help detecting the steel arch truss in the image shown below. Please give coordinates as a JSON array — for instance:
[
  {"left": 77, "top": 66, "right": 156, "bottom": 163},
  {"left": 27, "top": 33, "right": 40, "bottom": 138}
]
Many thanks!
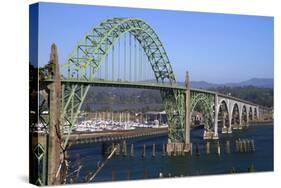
[
  {"left": 62, "top": 17, "right": 176, "bottom": 84},
  {"left": 190, "top": 92, "right": 214, "bottom": 130},
  {"left": 59, "top": 18, "right": 185, "bottom": 144}
]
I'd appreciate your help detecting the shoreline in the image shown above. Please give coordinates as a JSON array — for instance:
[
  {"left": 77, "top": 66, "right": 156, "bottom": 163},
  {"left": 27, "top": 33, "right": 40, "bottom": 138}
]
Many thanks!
[{"left": 249, "top": 120, "right": 273, "bottom": 125}]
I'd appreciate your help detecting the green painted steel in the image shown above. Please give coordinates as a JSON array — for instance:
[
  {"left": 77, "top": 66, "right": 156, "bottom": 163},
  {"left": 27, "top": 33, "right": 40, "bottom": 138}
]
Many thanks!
[
  {"left": 61, "top": 17, "right": 176, "bottom": 84},
  {"left": 45, "top": 17, "right": 259, "bottom": 145},
  {"left": 44, "top": 79, "right": 185, "bottom": 90},
  {"left": 59, "top": 17, "right": 184, "bottom": 144},
  {"left": 190, "top": 91, "right": 214, "bottom": 130},
  {"left": 34, "top": 143, "right": 47, "bottom": 185},
  {"left": 160, "top": 89, "right": 186, "bottom": 141}
]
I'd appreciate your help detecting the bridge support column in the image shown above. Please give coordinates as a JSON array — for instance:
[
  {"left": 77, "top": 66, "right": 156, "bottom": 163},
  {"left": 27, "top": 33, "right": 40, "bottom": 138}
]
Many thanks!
[
  {"left": 246, "top": 106, "right": 251, "bottom": 126},
  {"left": 47, "top": 44, "right": 62, "bottom": 185},
  {"left": 238, "top": 107, "right": 243, "bottom": 129},
  {"left": 185, "top": 72, "right": 190, "bottom": 148},
  {"left": 213, "top": 94, "right": 219, "bottom": 139},
  {"left": 184, "top": 71, "right": 191, "bottom": 152},
  {"left": 222, "top": 114, "right": 227, "bottom": 134},
  {"left": 167, "top": 71, "right": 191, "bottom": 155},
  {"left": 259, "top": 108, "right": 264, "bottom": 121},
  {"left": 228, "top": 115, "right": 232, "bottom": 134}
]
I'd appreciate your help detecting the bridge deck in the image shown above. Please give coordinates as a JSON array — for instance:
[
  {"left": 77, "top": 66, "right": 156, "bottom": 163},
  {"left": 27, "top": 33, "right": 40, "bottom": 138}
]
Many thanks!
[
  {"left": 53, "top": 79, "right": 186, "bottom": 90},
  {"left": 217, "top": 93, "right": 257, "bottom": 106},
  {"left": 43, "top": 79, "right": 259, "bottom": 107}
]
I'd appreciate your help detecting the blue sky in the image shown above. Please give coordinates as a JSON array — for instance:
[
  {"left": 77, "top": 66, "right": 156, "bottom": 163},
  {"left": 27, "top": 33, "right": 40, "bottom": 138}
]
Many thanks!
[{"left": 33, "top": 2, "right": 273, "bottom": 83}]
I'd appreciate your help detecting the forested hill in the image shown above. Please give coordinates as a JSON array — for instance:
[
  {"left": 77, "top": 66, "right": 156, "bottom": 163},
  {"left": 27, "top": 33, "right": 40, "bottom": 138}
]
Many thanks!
[
  {"left": 209, "top": 86, "right": 273, "bottom": 107},
  {"left": 188, "top": 78, "right": 273, "bottom": 89},
  {"left": 83, "top": 85, "right": 273, "bottom": 112}
]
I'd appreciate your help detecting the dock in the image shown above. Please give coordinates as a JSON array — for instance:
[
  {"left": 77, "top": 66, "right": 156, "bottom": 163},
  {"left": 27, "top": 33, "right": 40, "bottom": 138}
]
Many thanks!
[{"left": 66, "top": 128, "right": 168, "bottom": 144}]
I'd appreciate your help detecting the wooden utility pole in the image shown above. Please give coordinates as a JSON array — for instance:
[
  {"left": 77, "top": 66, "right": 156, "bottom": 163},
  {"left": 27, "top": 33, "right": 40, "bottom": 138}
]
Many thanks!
[{"left": 47, "top": 44, "right": 62, "bottom": 185}]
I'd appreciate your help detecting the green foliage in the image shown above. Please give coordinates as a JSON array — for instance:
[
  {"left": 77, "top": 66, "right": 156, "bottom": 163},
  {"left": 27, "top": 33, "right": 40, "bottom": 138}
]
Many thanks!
[
  {"left": 85, "top": 88, "right": 162, "bottom": 105},
  {"left": 83, "top": 87, "right": 164, "bottom": 111},
  {"left": 83, "top": 85, "right": 273, "bottom": 112}
]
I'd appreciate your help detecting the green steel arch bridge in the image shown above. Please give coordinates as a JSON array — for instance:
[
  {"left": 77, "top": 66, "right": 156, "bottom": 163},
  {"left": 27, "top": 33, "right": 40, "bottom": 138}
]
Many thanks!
[
  {"left": 33, "top": 17, "right": 273, "bottom": 185},
  {"left": 39, "top": 17, "right": 270, "bottom": 153}
]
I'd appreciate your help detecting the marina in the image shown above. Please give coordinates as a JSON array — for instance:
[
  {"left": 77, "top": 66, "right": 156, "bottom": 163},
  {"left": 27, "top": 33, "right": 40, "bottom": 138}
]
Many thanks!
[{"left": 72, "top": 111, "right": 168, "bottom": 133}]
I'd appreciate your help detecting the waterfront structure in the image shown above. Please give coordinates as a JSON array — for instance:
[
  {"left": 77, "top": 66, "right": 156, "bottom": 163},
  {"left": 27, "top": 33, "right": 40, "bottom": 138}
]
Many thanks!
[{"left": 31, "top": 17, "right": 272, "bottom": 185}]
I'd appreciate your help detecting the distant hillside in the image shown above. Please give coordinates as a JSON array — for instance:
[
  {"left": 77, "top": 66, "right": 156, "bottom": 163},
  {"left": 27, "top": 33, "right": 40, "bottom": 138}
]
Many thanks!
[
  {"left": 226, "top": 78, "right": 273, "bottom": 88},
  {"left": 83, "top": 85, "right": 273, "bottom": 112},
  {"left": 189, "top": 81, "right": 220, "bottom": 89},
  {"left": 182, "top": 78, "right": 273, "bottom": 89},
  {"left": 81, "top": 78, "right": 273, "bottom": 111},
  {"left": 83, "top": 87, "right": 163, "bottom": 112}
]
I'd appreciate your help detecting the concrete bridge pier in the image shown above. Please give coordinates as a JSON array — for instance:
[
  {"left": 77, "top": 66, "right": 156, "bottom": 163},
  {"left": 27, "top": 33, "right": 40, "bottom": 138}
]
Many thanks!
[
  {"left": 239, "top": 123, "right": 243, "bottom": 129},
  {"left": 222, "top": 114, "right": 228, "bottom": 134},
  {"left": 227, "top": 115, "right": 232, "bottom": 134},
  {"left": 238, "top": 110, "right": 243, "bottom": 129},
  {"left": 213, "top": 94, "right": 219, "bottom": 139},
  {"left": 232, "top": 123, "right": 239, "bottom": 130}
]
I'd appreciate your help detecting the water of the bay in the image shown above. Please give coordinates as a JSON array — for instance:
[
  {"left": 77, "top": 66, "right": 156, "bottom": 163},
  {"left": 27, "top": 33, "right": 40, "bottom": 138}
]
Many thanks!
[{"left": 67, "top": 123, "right": 273, "bottom": 183}]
